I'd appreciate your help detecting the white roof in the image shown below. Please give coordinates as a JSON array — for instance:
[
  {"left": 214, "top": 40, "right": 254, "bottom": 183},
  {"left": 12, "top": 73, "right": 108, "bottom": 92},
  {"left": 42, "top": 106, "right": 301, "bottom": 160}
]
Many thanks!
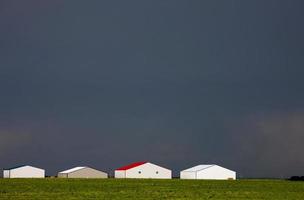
[
  {"left": 182, "top": 165, "right": 215, "bottom": 172},
  {"left": 182, "top": 165, "right": 235, "bottom": 173},
  {"left": 59, "top": 167, "right": 86, "bottom": 174},
  {"left": 4, "top": 165, "right": 44, "bottom": 171}
]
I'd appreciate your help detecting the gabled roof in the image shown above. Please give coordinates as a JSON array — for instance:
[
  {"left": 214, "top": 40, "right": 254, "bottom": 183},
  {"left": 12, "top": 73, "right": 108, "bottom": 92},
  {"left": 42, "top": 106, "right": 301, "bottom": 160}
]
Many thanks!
[
  {"left": 116, "top": 162, "right": 147, "bottom": 171},
  {"left": 3, "top": 165, "right": 41, "bottom": 170},
  {"left": 182, "top": 165, "right": 215, "bottom": 172},
  {"left": 4, "top": 165, "right": 27, "bottom": 170},
  {"left": 182, "top": 164, "right": 235, "bottom": 173},
  {"left": 59, "top": 167, "right": 86, "bottom": 174}
]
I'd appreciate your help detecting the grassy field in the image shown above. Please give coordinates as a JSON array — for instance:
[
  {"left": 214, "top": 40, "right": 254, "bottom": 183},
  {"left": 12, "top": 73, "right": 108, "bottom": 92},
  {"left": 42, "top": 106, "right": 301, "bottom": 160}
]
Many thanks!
[{"left": 0, "top": 179, "right": 303, "bottom": 200}]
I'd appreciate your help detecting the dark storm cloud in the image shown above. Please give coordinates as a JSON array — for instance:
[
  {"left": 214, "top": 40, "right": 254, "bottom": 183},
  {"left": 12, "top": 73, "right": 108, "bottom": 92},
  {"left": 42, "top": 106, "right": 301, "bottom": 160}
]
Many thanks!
[
  {"left": 226, "top": 110, "right": 304, "bottom": 178},
  {"left": 1, "top": 0, "right": 304, "bottom": 177},
  {"left": 0, "top": 130, "right": 32, "bottom": 157}
]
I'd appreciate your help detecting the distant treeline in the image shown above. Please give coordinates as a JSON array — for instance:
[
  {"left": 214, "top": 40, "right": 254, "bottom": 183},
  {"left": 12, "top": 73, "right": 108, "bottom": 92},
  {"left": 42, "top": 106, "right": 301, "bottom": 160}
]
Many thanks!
[{"left": 289, "top": 176, "right": 304, "bottom": 181}]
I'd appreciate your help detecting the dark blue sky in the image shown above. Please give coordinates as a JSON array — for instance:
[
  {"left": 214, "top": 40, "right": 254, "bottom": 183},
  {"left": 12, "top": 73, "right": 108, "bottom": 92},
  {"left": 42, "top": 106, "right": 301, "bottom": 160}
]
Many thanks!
[{"left": 1, "top": 0, "right": 304, "bottom": 178}]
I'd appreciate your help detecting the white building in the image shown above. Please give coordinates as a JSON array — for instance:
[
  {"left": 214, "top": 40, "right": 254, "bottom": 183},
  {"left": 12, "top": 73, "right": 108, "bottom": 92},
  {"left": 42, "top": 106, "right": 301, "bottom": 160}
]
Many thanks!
[
  {"left": 58, "top": 166, "right": 108, "bottom": 178},
  {"left": 115, "top": 161, "right": 172, "bottom": 179},
  {"left": 3, "top": 165, "right": 45, "bottom": 178},
  {"left": 180, "top": 164, "right": 236, "bottom": 180}
]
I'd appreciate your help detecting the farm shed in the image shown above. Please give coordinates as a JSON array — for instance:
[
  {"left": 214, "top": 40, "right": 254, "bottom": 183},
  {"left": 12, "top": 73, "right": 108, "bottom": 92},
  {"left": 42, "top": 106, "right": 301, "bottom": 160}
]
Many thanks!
[
  {"left": 58, "top": 166, "right": 108, "bottom": 178},
  {"left": 115, "top": 161, "right": 172, "bottom": 179},
  {"left": 180, "top": 165, "right": 236, "bottom": 180},
  {"left": 3, "top": 165, "right": 45, "bottom": 178}
]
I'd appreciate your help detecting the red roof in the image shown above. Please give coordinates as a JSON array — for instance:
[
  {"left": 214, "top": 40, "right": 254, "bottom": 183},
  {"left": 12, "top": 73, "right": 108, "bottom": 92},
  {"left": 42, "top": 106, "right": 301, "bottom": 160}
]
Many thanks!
[{"left": 116, "top": 161, "right": 147, "bottom": 170}]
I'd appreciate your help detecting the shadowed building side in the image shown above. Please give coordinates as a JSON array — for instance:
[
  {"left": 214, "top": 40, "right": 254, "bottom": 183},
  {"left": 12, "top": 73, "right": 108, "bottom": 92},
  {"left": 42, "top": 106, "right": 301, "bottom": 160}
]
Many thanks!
[{"left": 58, "top": 167, "right": 108, "bottom": 178}]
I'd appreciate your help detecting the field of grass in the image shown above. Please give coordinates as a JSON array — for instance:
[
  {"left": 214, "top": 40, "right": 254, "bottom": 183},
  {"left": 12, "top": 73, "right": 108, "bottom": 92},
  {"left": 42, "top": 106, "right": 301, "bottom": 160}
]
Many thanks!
[{"left": 0, "top": 179, "right": 303, "bottom": 200}]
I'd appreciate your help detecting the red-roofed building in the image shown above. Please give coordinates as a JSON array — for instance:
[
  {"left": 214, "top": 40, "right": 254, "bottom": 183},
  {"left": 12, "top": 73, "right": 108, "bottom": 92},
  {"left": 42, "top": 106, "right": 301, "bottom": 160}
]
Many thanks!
[{"left": 114, "top": 162, "right": 172, "bottom": 179}]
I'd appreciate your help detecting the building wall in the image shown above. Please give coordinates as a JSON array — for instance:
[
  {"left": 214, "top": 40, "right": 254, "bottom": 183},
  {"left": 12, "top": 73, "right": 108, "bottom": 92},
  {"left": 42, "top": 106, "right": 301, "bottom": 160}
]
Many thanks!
[
  {"left": 125, "top": 163, "right": 171, "bottom": 179},
  {"left": 66, "top": 168, "right": 108, "bottom": 178},
  {"left": 6, "top": 166, "right": 45, "bottom": 178},
  {"left": 3, "top": 170, "right": 10, "bottom": 178},
  {"left": 114, "top": 170, "right": 126, "bottom": 178},
  {"left": 57, "top": 173, "right": 68, "bottom": 178},
  {"left": 180, "top": 171, "right": 196, "bottom": 179},
  {"left": 196, "top": 166, "right": 236, "bottom": 180}
]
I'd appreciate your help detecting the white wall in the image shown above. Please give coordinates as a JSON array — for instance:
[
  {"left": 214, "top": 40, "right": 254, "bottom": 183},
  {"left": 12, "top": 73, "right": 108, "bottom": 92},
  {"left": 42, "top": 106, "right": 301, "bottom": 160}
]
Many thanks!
[
  {"left": 196, "top": 165, "right": 236, "bottom": 180},
  {"left": 125, "top": 163, "right": 171, "bottom": 179},
  {"left": 180, "top": 171, "right": 196, "bottom": 179},
  {"left": 5, "top": 166, "right": 45, "bottom": 178},
  {"left": 114, "top": 170, "right": 126, "bottom": 178},
  {"left": 3, "top": 170, "right": 10, "bottom": 178}
]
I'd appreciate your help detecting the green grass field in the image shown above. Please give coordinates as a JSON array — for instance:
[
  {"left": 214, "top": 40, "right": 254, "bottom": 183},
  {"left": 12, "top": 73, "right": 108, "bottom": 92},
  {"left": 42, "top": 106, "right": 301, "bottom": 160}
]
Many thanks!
[{"left": 0, "top": 179, "right": 303, "bottom": 200}]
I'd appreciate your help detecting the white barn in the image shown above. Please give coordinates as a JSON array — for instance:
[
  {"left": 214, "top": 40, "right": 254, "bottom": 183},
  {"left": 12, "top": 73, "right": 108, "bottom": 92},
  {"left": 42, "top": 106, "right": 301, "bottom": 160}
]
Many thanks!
[
  {"left": 3, "top": 165, "right": 45, "bottom": 178},
  {"left": 115, "top": 161, "right": 172, "bottom": 179},
  {"left": 180, "top": 165, "right": 236, "bottom": 180}
]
